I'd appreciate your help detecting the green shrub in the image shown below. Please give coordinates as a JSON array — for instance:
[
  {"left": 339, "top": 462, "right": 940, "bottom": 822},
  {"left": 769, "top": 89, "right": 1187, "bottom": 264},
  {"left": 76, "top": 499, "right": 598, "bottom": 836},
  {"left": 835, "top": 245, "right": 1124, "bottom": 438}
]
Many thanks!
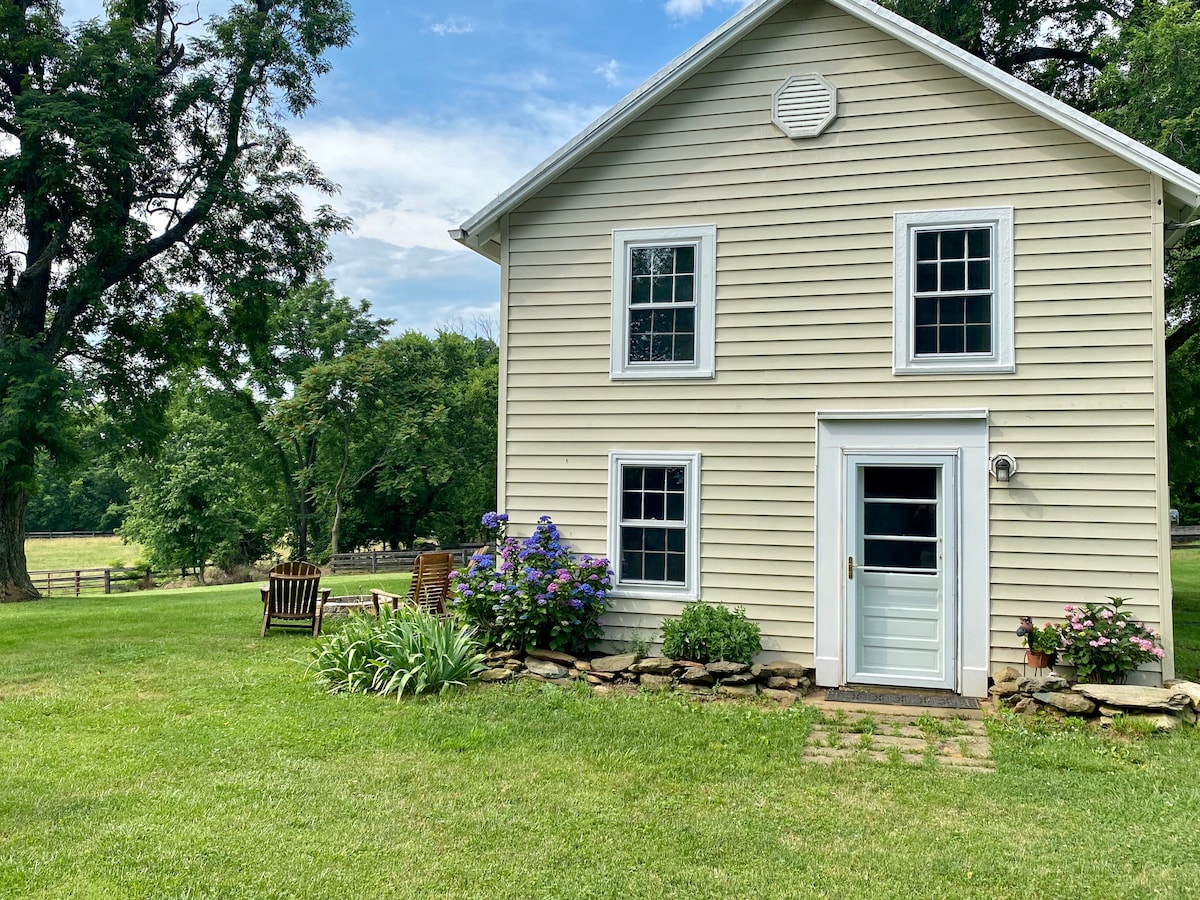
[
  {"left": 308, "top": 605, "right": 487, "bottom": 699},
  {"left": 660, "top": 601, "right": 761, "bottom": 665}
]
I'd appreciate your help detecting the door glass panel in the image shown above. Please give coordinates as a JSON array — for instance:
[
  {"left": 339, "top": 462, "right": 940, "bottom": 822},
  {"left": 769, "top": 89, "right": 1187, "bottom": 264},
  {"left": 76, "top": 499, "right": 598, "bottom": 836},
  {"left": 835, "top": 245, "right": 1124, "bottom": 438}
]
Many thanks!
[
  {"left": 864, "top": 501, "right": 936, "bottom": 538},
  {"left": 863, "top": 467, "right": 936, "bottom": 500},
  {"left": 861, "top": 465, "right": 939, "bottom": 572},
  {"left": 864, "top": 539, "right": 937, "bottom": 570}
]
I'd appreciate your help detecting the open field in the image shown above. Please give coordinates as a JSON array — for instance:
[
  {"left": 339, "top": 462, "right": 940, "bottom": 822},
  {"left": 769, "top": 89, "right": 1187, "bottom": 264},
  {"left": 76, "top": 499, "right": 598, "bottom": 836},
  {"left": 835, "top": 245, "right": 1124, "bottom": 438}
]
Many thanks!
[
  {"left": 23, "top": 535, "right": 143, "bottom": 572},
  {"left": 1, "top": 574, "right": 1199, "bottom": 899}
]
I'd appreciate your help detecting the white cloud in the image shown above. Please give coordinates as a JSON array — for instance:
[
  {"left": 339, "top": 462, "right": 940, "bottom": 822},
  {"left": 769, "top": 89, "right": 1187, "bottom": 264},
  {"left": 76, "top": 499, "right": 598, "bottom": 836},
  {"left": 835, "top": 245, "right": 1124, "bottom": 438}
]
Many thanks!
[
  {"left": 595, "top": 59, "right": 622, "bottom": 87},
  {"left": 293, "top": 107, "right": 597, "bottom": 253},
  {"left": 291, "top": 103, "right": 602, "bottom": 330},
  {"left": 664, "top": 0, "right": 755, "bottom": 20},
  {"left": 430, "top": 17, "right": 474, "bottom": 36}
]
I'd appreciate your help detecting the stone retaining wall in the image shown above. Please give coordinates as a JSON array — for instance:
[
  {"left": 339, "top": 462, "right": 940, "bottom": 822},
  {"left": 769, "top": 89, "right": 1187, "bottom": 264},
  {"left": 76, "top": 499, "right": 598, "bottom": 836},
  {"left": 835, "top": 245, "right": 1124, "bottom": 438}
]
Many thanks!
[
  {"left": 989, "top": 666, "right": 1200, "bottom": 730},
  {"left": 479, "top": 649, "right": 812, "bottom": 701}
]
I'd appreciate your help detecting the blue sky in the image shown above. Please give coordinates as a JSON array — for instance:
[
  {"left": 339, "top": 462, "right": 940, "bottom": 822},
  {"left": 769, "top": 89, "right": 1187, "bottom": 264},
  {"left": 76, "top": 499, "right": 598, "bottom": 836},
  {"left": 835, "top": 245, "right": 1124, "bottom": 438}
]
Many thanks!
[
  {"left": 283, "top": 0, "right": 757, "bottom": 335},
  {"left": 55, "top": 0, "right": 757, "bottom": 333}
]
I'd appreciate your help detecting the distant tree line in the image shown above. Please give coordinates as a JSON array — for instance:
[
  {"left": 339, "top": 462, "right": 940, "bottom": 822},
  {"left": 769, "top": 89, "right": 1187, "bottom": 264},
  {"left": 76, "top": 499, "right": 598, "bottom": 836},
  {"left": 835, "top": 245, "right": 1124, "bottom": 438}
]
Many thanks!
[{"left": 28, "top": 280, "right": 497, "bottom": 583}]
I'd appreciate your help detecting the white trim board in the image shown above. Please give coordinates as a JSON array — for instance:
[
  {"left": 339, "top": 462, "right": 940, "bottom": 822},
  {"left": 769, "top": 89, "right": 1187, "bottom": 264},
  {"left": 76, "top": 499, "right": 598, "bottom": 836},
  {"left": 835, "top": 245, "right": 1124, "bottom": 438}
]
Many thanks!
[
  {"left": 454, "top": 0, "right": 1200, "bottom": 260},
  {"left": 814, "top": 414, "right": 990, "bottom": 698}
]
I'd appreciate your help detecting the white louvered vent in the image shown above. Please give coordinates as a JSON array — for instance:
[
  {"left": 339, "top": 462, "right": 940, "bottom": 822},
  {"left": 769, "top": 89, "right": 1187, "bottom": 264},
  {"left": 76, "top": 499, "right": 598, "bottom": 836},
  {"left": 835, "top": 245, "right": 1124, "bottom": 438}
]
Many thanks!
[{"left": 772, "top": 73, "right": 837, "bottom": 139}]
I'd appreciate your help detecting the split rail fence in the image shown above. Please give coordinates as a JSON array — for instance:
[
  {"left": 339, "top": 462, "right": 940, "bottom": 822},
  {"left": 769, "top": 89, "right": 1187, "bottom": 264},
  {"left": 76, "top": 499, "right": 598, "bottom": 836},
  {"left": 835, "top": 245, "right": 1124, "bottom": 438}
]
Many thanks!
[
  {"left": 329, "top": 546, "right": 482, "bottom": 575},
  {"left": 27, "top": 567, "right": 143, "bottom": 596}
]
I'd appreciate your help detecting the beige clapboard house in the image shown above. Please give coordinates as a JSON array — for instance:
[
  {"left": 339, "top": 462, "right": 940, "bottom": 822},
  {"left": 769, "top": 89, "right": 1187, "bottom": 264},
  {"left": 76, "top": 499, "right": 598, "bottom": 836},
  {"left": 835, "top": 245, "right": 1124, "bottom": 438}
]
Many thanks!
[{"left": 453, "top": 0, "right": 1200, "bottom": 696}]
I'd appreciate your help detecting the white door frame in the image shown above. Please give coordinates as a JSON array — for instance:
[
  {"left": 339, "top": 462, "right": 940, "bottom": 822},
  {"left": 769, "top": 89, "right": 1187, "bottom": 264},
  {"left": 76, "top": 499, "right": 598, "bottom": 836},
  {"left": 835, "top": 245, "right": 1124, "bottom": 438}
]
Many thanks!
[
  {"left": 844, "top": 451, "right": 958, "bottom": 690},
  {"left": 814, "top": 411, "right": 990, "bottom": 698}
]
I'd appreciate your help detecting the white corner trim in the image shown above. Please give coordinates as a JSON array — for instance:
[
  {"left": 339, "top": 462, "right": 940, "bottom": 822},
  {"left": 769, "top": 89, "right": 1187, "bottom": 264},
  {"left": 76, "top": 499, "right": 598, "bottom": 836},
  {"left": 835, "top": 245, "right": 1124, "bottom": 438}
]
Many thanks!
[
  {"left": 610, "top": 224, "right": 716, "bottom": 381},
  {"left": 606, "top": 450, "right": 702, "bottom": 602},
  {"left": 893, "top": 207, "right": 1014, "bottom": 376}
]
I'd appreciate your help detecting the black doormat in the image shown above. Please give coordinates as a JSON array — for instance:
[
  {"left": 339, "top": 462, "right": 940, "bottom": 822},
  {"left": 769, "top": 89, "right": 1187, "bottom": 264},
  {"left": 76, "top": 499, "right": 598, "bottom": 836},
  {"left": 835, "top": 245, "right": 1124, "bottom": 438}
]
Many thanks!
[{"left": 826, "top": 688, "right": 980, "bottom": 710}]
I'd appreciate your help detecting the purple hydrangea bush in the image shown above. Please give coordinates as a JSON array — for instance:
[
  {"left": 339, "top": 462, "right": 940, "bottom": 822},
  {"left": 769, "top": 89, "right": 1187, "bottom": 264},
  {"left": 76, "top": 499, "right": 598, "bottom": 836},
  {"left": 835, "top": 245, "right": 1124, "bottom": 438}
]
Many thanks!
[
  {"left": 1057, "top": 596, "right": 1164, "bottom": 684},
  {"left": 450, "top": 513, "right": 611, "bottom": 653}
]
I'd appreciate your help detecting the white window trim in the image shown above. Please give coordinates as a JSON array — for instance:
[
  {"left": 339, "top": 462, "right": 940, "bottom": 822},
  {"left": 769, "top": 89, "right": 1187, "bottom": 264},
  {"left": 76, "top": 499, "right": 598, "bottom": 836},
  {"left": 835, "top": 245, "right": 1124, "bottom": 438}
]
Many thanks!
[
  {"left": 893, "top": 208, "right": 1014, "bottom": 376},
  {"left": 610, "top": 225, "right": 716, "bottom": 380},
  {"left": 607, "top": 450, "right": 702, "bottom": 602}
]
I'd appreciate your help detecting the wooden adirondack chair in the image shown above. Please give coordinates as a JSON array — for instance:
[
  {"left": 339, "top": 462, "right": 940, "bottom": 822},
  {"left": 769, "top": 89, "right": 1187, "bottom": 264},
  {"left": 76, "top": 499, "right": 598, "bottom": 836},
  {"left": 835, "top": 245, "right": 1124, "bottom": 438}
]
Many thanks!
[
  {"left": 259, "top": 561, "right": 331, "bottom": 637},
  {"left": 370, "top": 551, "right": 454, "bottom": 617}
]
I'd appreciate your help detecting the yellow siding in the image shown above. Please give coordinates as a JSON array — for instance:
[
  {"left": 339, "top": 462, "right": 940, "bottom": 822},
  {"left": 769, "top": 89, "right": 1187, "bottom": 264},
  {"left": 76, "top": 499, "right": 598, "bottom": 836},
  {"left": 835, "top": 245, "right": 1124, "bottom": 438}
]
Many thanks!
[{"left": 498, "top": 0, "right": 1166, "bottom": 670}]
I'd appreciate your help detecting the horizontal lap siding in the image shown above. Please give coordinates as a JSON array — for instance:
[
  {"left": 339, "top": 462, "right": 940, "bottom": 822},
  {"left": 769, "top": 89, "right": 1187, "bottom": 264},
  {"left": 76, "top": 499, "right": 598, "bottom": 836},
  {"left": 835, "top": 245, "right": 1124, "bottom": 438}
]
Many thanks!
[{"left": 500, "top": 0, "right": 1164, "bottom": 664}]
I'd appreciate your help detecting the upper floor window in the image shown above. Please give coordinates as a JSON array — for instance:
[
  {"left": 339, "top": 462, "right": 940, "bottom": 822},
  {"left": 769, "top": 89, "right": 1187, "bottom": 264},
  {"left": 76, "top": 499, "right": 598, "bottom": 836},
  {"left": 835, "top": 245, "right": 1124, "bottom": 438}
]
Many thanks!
[
  {"left": 893, "top": 208, "right": 1014, "bottom": 375},
  {"left": 611, "top": 225, "right": 716, "bottom": 380}
]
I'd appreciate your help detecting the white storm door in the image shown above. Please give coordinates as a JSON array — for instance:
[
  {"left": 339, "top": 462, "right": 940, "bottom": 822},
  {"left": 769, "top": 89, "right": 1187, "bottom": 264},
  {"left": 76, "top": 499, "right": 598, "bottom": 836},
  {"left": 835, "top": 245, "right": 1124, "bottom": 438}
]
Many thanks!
[{"left": 845, "top": 455, "right": 958, "bottom": 690}]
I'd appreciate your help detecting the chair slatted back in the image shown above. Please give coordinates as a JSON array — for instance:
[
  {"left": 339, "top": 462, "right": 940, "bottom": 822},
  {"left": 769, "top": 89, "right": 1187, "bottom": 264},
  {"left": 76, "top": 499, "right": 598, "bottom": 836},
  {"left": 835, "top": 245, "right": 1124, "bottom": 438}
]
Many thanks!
[
  {"left": 407, "top": 552, "right": 453, "bottom": 615},
  {"left": 267, "top": 561, "right": 323, "bottom": 617}
]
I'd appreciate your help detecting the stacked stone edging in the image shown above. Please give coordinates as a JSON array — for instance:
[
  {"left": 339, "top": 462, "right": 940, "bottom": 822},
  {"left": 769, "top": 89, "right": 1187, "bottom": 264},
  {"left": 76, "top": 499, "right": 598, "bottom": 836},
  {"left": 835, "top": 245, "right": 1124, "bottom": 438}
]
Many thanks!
[
  {"left": 988, "top": 666, "right": 1200, "bottom": 730},
  {"left": 478, "top": 650, "right": 812, "bottom": 701}
]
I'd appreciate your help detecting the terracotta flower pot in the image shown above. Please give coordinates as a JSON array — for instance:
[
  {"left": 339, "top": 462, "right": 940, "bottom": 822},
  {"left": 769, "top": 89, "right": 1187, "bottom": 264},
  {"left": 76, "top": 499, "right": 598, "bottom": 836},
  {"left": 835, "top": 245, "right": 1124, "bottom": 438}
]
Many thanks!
[{"left": 1025, "top": 650, "right": 1051, "bottom": 669}]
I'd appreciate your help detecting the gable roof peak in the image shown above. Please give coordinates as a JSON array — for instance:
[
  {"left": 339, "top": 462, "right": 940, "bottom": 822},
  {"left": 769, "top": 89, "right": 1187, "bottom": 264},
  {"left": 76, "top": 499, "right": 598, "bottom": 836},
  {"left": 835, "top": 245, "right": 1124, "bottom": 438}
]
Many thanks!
[{"left": 454, "top": 0, "right": 1200, "bottom": 260}]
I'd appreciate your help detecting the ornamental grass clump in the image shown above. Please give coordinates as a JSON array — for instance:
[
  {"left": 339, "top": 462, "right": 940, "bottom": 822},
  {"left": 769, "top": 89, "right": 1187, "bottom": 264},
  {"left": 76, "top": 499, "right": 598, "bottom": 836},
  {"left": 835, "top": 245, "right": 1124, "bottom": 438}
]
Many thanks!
[
  {"left": 307, "top": 605, "right": 487, "bottom": 699},
  {"left": 450, "top": 513, "right": 611, "bottom": 653},
  {"left": 1058, "top": 596, "right": 1164, "bottom": 684}
]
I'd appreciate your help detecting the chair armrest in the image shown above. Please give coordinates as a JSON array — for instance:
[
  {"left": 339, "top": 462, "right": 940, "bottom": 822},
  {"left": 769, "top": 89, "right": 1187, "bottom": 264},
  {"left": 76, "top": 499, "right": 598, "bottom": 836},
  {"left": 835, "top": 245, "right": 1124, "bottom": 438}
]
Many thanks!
[
  {"left": 371, "top": 588, "right": 403, "bottom": 612},
  {"left": 259, "top": 584, "right": 269, "bottom": 604}
]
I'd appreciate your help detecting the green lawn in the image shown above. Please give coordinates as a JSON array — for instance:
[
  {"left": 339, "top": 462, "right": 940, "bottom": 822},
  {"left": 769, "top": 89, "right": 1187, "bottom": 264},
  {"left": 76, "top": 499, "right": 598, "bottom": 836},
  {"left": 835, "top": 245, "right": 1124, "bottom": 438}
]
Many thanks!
[
  {"left": 23, "top": 535, "right": 143, "bottom": 572},
  {"left": 1172, "top": 547, "right": 1200, "bottom": 681},
  {"left": 2, "top": 574, "right": 1199, "bottom": 898}
]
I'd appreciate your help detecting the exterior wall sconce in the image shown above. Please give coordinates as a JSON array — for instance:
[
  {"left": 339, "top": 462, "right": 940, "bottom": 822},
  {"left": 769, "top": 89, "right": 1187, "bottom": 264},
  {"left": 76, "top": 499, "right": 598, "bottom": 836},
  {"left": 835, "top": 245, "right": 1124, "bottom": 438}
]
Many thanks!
[{"left": 990, "top": 454, "right": 1018, "bottom": 483}]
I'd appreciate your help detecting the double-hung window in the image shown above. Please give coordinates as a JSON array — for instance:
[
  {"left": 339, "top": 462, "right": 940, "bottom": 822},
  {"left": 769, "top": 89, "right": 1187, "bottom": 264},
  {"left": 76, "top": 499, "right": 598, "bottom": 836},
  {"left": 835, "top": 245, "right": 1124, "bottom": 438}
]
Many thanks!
[
  {"left": 611, "top": 225, "right": 716, "bottom": 379},
  {"left": 607, "top": 451, "right": 701, "bottom": 600},
  {"left": 893, "top": 208, "right": 1014, "bottom": 375}
]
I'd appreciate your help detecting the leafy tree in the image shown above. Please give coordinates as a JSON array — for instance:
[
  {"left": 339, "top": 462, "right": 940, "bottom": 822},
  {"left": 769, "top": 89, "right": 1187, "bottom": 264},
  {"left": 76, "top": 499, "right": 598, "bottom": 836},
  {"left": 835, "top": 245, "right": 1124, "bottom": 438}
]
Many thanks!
[
  {"left": 119, "top": 391, "right": 259, "bottom": 583},
  {"left": 198, "top": 278, "right": 391, "bottom": 558},
  {"left": 0, "top": 0, "right": 352, "bottom": 602},
  {"left": 343, "top": 332, "right": 499, "bottom": 551},
  {"left": 273, "top": 330, "right": 499, "bottom": 557}
]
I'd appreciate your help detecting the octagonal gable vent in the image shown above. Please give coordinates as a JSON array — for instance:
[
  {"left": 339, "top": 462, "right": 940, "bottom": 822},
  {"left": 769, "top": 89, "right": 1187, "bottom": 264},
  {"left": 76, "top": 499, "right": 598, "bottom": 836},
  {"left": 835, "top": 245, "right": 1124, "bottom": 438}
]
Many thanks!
[{"left": 772, "top": 73, "right": 837, "bottom": 139}]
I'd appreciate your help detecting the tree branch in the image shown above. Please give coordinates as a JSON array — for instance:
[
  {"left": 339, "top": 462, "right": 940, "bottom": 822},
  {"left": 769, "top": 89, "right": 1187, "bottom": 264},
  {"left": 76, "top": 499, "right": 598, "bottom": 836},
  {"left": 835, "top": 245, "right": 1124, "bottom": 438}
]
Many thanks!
[
  {"left": 1167, "top": 318, "right": 1200, "bottom": 357},
  {"left": 1007, "top": 46, "right": 1103, "bottom": 70},
  {"left": 41, "top": 3, "right": 274, "bottom": 359}
]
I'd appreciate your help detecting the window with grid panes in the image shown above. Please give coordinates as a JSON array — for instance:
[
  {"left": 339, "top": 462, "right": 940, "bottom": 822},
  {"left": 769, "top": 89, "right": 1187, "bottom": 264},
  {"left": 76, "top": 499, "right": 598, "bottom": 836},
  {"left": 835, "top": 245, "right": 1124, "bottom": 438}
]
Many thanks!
[
  {"left": 607, "top": 451, "right": 700, "bottom": 600},
  {"left": 628, "top": 246, "right": 696, "bottom": 364},
  {"left": 892, "top": 208, "right": 1014, "bottom": 375},
  {"left": 913, "top": 227, "right": 993, "bottom": 356},
  {"left": 619, "top": 464, "right": 688, "bottom": 584},
  {"left": 610, "top": 226, "right": 715, "bottom": 379}
]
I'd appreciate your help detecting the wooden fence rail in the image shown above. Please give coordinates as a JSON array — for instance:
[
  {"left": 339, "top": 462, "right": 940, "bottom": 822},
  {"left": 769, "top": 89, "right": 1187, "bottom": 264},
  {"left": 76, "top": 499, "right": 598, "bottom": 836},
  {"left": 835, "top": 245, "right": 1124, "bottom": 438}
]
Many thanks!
[
  {"left": 329, "top": 546, "right": 482, "bottom": 575},
  {"left": 27, "top": 567, "right": 143, "bottom": 596},
  {"left": 26, "top": 531, "right": 117, "bottom": 539},
  {"left": 1172, "top": 526, "right": 1200, "bottom": 546}
]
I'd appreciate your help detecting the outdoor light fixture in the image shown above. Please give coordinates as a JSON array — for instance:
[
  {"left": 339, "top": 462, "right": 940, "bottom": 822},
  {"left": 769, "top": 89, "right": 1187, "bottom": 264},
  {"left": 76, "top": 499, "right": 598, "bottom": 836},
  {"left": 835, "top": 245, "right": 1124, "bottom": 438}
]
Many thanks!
[{"left": 990, "top": 454, "right": 1017, "bottom": 483}]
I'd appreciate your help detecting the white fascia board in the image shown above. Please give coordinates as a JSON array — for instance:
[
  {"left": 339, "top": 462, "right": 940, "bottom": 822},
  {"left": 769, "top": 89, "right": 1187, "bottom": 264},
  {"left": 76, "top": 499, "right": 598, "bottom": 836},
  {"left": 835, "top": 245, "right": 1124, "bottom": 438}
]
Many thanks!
[{"left": 453, "top": 0, "right": 1200, "bottom": 257}]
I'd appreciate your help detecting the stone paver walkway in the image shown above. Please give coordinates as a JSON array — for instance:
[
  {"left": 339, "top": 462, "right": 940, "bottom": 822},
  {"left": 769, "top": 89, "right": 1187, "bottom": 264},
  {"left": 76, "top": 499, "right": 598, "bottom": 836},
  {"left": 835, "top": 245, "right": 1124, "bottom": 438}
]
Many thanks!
[{"left": 801, "top": 706, "right": 995, "bottom": 773}]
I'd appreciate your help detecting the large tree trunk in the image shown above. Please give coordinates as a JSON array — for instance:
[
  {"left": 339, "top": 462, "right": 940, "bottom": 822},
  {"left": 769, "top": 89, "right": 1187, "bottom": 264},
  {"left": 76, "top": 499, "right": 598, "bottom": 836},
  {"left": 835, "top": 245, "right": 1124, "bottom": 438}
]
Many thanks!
[{"left": 0, "top": 477, "right": 39, "bottom": 603}]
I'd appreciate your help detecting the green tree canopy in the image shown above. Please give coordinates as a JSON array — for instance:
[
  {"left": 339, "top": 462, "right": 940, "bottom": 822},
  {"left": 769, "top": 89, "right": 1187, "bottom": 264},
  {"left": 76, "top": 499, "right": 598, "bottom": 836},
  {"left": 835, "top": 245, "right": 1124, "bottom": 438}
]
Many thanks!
[{"left": 0, "top": 0, "right": 352, "bottom": 601}]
